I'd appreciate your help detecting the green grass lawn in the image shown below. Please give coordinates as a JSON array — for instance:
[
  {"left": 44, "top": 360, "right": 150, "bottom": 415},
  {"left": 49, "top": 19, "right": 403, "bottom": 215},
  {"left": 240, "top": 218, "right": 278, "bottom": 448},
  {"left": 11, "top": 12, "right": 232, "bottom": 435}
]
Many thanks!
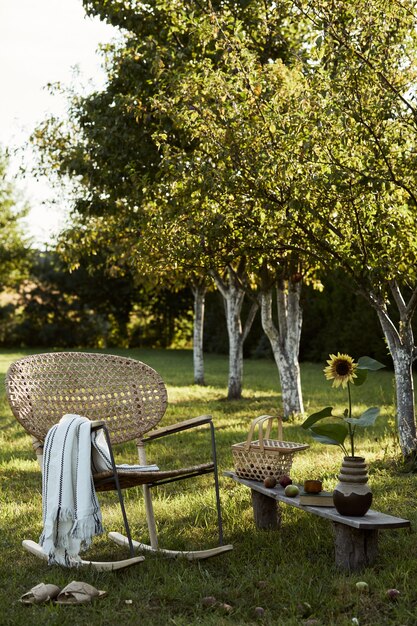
[{"left": 0, "top": 348, "right": 416, "bottom": 625}]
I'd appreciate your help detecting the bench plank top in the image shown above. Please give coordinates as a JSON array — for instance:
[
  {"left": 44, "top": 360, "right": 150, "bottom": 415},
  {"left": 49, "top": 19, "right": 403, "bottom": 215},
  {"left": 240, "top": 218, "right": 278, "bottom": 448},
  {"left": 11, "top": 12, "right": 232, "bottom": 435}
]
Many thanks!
[{"left": 224, "top": 471, "right": 411, "bottom": 530}]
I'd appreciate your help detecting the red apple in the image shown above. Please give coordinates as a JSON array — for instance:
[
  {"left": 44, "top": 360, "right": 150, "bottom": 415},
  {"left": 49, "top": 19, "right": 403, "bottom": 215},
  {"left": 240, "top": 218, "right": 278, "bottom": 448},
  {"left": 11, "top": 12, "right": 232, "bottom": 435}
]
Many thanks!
[
  {"left": 386, "top": 588, "right": 400, "bottom": 601},
  {"left": 279, "top": 475, "right": 292, "bottom": 487}
]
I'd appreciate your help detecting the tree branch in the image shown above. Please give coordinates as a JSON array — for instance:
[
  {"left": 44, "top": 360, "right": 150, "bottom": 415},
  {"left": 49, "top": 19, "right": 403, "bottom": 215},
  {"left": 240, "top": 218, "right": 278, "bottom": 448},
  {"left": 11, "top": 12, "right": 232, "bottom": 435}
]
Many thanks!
[
  {"left": 404, "top": 284, "right": 417, "bottom": 326},
  {"left": 294, "top": 0, "right": 417, "bottom": 119},
  {"left": 389, "top": 279, "right": 407, "bottom": 316},
  {"left": 242, "top": 300, "right": 259, "bottom": 343}
]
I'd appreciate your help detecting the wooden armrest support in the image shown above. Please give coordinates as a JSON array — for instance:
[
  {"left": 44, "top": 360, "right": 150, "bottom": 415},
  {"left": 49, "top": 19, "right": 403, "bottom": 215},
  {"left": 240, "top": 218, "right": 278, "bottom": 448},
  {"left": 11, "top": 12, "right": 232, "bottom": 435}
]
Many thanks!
[
  {"left": 31, "top": 436, "right": 44, "bottom": 470},
  {"left": 31, "top": 436, "right": 44, "bottom": 455},
  {"left": 142, "top": 415, "right": 213, "bottom": 442},
  {"left": 90, "top": 420, "right": 106, "bottom": 430}
]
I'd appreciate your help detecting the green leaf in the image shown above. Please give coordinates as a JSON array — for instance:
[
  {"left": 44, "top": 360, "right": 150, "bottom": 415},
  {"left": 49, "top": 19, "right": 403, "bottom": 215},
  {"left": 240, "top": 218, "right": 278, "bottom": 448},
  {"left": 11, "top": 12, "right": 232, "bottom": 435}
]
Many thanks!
[
  {"left": 301, "top": 406, "right": 333, "bottom": 429},
  {"left": 353, "top": 368, "right": 368, "bottom": 386},
  {"left": 345, "top": 407, "right": 380, "bottom": 427},
  {"left": 310, "top": 423, "right": 348, "bottom": 446},
  {"left": 357, "top": 356, "right": 385, "bottom": 371},
  {"left": 310, "top": 432, "right": 343, "bottom": 447}
]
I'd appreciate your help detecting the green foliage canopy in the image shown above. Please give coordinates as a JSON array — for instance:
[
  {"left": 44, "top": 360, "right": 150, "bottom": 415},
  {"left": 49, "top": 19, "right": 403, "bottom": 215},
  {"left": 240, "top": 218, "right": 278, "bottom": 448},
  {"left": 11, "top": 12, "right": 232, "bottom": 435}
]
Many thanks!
[{"left": 0, "top": 149, "right": 30, "bottom": 289}]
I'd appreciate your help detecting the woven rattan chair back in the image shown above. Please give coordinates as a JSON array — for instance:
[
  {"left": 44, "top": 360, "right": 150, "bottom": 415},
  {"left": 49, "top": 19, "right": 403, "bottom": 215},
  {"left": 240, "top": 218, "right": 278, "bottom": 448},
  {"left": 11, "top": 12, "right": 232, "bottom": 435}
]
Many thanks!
[{"left": 6, "top": 352, "right": 168, "bottom": 444}]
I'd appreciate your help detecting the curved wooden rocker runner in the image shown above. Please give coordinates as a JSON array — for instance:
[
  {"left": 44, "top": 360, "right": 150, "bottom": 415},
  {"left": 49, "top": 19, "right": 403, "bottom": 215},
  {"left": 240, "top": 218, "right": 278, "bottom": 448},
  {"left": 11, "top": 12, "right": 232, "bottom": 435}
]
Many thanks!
[
  {"left": 21, "top": 539, "right": 145, "bottom": 571},
  {"left": 6, "top": 352, "right": 232, "bottom": 570}
]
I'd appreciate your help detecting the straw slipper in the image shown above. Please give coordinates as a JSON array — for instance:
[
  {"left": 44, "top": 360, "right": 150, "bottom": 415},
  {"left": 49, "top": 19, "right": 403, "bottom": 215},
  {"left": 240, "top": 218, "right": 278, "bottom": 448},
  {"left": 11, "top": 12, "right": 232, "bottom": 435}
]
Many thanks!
[
  {"left": 20, "top": 583, "right": 61, "bottom": 605},
  {"left": 55, "top": 581, "right": 107, "bottom": 605}
]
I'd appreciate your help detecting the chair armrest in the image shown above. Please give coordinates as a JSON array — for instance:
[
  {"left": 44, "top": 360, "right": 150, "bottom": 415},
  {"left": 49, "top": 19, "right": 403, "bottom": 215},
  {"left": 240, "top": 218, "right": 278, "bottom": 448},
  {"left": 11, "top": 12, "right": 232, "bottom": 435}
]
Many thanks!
[
  {"left": 90, "top": 420, "right": 106, "bottom": 430},
  {"left": 142, "top": 415, "right": 213, "bottom": 442}
]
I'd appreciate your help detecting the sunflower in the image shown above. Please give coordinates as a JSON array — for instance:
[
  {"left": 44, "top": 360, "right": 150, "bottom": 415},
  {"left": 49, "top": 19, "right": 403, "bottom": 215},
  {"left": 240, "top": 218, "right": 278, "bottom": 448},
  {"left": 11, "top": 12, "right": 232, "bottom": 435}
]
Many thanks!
[{"left": 324, "top": 353, "right": 358, "bottom": 388}]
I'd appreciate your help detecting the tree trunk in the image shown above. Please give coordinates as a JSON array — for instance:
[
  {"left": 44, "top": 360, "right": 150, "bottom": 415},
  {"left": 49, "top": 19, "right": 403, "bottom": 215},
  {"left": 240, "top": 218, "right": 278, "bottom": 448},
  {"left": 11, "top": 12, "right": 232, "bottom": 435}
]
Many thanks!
[
  {"left": 260, "top": 280, "right": 304, "bottom": 418},
  {"left": 223, "top": 278, "right": 244, "bottom": 400},
  {"left": 227, "top": 295, "right": 244, "bottom": 400},
  {"left": 191, "top": 283, "right": 206, "bottom": 385},
  {"left": 390, "top": 347, "right": 416, "bottom": 457},
  {"left": 211, "top": 267, "right": 258, "bottom": 400},
  {"left": 370, "top": 281, "right": 417, "bottom": 459}
]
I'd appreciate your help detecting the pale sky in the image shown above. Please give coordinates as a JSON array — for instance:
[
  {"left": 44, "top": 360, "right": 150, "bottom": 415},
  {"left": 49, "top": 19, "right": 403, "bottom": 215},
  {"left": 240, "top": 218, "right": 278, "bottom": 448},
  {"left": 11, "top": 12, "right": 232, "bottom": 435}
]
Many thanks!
[{"left": 0, "top": 0, "right": 118, "bottom": 246}]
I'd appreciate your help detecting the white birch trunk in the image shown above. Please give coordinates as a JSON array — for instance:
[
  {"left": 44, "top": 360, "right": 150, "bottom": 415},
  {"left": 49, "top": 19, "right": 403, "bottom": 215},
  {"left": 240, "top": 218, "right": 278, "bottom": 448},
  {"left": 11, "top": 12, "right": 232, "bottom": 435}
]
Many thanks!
[
  {"left": 192, "top": 283, "right": 206, "bottom": 385},
  {"left": 260, "top": 280, "right": 304, "bottom": 418},
  {"left": 226, "top": 288, "right": 244, "bottom": 400},
  {"left": 371, "top": 282, "right": 417, "bottom": 458},
  {"left": 211, "top": 268, "right": 258, "bottom": 400},
  {"left": 390, "top": 347, "right": 416, "bottom": 457}
]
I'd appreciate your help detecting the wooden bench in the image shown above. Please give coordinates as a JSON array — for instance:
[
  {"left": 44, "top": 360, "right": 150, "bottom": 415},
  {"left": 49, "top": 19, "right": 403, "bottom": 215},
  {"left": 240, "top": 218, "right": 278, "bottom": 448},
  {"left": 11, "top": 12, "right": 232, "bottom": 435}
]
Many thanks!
[{"left": 224, "top": 471, "right": 411, "bottom": 572}]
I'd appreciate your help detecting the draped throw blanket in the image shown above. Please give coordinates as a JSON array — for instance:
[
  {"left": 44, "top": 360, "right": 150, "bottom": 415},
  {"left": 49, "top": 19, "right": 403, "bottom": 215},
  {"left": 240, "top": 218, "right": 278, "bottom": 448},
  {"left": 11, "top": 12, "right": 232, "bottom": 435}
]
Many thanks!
[
  {"left": 90, "top": 428, "right": 159, "bottom": 475},
  {"left": 40, "top": 414, "right": 158, "bottom": 567}
]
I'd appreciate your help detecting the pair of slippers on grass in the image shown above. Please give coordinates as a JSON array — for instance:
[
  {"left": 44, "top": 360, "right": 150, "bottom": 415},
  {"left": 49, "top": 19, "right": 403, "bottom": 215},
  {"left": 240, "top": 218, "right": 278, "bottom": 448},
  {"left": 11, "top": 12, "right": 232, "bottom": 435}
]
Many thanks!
[{"left": 20, "top": 581, "right": 107, "bottom": 605}]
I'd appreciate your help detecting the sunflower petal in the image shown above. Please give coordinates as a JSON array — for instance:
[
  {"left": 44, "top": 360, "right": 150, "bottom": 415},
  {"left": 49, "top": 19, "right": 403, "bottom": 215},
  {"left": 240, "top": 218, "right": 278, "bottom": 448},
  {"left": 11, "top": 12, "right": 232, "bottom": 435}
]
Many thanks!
[{"left": 323, "top": 352, "right": 357, "bottom": 387}]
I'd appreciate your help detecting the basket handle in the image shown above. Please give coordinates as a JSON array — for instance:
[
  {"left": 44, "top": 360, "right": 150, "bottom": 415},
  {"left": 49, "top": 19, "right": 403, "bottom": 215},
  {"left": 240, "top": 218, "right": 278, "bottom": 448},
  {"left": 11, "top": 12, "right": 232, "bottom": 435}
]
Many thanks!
[{"left": 244, "top": 415, "right": 283, "bottom": 452}]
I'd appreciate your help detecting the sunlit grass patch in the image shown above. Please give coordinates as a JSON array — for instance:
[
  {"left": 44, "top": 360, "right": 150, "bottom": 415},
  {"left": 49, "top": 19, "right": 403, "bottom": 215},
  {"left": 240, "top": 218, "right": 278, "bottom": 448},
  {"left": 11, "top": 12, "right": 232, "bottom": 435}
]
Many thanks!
[{"left": 1, "top": 348, "right": 416, "bottom": 625}]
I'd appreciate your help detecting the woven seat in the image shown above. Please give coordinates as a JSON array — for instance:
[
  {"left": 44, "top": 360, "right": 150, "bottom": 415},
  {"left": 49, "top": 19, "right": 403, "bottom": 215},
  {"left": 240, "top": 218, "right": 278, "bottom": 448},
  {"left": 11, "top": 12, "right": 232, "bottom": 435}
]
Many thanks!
[
  {"left": 93, "top": 463, "right": 215, "bottom": 491},
  {"left": 6, "top": 352, "right": 232, "bottom": 570}
]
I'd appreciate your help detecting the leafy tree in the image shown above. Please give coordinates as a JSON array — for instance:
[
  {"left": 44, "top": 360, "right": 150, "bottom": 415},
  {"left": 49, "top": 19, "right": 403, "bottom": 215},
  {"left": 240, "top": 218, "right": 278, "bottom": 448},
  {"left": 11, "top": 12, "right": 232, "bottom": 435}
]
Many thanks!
[
  {"left": 32, "top": 3, "right": 215, "bottom": 383},
  {"left": 10, "top": 250, "right": 137, "bottom": 348},
  {"left": 283, "top": 0, "right": 417, "bottom": 460},
  {"left": 0, "top": 148, "right": 31, "bottom": 289},
  {"left": 78, "top": 0, "right": 310, "bottom": 403},
  {"left": 32, "top": 0, "right": 309, "bottom": 401},
  {"left": 149, "top": 9, "right": 313, "bottom": 413},
  {"left": 151, "top": 0, "right": 417, "bottom": 454},
  {"left": 137, "top": 190, "right": 260, "bottom": 398}
]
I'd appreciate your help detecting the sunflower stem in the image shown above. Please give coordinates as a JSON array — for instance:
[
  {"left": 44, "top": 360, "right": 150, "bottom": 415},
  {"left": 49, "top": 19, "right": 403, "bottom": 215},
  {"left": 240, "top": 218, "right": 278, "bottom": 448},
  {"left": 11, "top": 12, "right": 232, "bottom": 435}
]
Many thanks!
[{"left": 347, "top": 382, "right": 354, "bottom": 457}]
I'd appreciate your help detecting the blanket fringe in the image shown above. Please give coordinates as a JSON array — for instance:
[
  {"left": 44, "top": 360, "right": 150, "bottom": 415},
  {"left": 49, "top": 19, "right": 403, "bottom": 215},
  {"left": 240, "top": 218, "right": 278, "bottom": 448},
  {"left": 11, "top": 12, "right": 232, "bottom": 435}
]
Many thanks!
[
  {"left": 57, "top": 506, "right": 75, "bottom": 522},
  {"left": 71, "top": 515, "right": 104, "bottom": 542},
  {"left": 48, "top": 548, "right": 82, "bottom": 568}
]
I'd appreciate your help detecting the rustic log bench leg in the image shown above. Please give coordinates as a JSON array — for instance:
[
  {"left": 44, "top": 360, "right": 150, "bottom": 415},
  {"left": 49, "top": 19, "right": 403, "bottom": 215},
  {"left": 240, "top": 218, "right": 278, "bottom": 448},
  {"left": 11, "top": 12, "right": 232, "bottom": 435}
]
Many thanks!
[
  {"left": 333, "top": 522, "right": 379, "bottom": 572},
  {"left": 251, "top": 489, "right": 281, "bottom": 530}
]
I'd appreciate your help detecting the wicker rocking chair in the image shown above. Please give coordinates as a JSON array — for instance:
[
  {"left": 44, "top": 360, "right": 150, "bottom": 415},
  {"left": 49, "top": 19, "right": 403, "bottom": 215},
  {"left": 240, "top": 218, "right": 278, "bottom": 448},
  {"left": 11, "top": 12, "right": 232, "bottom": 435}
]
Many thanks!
[{"left": 5, "top": 352, "right": 232, "bottom": 571}]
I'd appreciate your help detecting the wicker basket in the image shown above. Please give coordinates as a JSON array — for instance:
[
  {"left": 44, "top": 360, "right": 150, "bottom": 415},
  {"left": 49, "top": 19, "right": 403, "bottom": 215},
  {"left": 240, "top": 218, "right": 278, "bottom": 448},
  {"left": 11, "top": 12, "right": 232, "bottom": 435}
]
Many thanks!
[{"left": 231, "top": 415, "right": 309, "bottom": 482}]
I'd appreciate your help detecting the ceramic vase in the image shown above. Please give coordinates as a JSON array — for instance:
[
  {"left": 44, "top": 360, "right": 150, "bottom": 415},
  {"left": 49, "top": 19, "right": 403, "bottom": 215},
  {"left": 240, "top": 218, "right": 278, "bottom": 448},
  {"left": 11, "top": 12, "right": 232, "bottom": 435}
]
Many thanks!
[{"left": 332, "top": 456, "right": 372, "bottom": 516}]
